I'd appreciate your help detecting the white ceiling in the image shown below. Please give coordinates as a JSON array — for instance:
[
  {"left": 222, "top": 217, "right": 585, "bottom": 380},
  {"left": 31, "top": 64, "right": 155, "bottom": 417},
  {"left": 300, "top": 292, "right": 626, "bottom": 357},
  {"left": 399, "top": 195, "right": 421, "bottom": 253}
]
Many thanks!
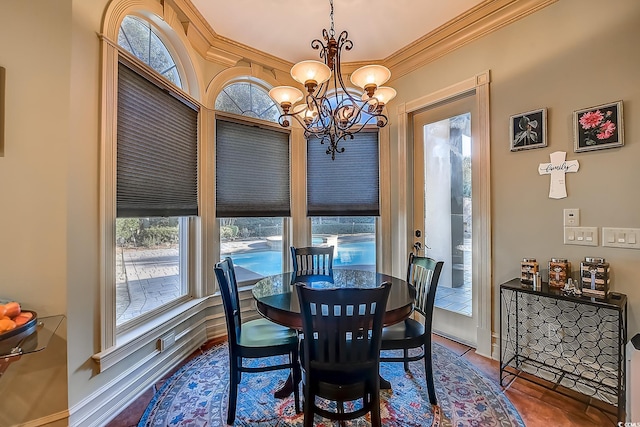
[{"left": 190, "top": 0, "right": 485, "bottom": 64}]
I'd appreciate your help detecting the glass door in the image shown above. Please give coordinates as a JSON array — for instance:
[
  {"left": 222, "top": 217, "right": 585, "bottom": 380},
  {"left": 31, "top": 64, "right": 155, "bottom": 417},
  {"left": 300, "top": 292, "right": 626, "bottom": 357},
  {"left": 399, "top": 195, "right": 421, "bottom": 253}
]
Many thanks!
[{"left": 412, "top": 92, "right": 477, "bottom": 346}]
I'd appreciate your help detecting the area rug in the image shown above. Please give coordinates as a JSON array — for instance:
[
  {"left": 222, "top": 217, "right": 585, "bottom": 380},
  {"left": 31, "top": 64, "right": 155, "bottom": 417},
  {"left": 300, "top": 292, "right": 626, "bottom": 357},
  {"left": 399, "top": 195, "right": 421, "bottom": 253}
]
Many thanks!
[{"left": 138, "top": 342, "right": 524, "bottom": 427}]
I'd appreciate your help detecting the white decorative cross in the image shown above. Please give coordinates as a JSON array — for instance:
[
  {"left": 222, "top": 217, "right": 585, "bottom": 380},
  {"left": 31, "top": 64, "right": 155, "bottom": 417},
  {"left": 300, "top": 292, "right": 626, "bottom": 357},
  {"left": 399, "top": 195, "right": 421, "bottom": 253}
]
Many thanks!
[{"left": 538, "top": 151, "right": 580, "bottom": 199}]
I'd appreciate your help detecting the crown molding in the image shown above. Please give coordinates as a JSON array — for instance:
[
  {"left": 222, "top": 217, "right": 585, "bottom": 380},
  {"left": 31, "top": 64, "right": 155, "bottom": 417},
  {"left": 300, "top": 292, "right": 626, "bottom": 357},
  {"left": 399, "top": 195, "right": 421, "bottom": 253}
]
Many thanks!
[
  {"left": 171, "top": 0, "right": 555, "bottom": 78},
  {"left": 381, "top": 0, "right": 557, "bottom": 80},
  {"left": 171, "top": 0, "right": 293, "bottom": 71}
]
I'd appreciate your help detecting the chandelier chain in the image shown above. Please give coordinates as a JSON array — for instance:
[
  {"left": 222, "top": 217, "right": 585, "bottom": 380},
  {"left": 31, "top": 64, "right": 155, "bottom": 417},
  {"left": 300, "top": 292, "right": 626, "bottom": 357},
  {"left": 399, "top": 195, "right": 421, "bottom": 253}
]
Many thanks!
[{"left": 329, "top": 0, "right": 335, "bottom": 38}]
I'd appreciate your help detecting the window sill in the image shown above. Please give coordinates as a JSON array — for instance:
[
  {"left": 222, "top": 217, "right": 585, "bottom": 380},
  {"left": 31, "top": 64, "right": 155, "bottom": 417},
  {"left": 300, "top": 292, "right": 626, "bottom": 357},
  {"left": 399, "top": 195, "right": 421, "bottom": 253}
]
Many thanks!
[{"left": 92, "top": 296, "right": 211, "bottom": 373}]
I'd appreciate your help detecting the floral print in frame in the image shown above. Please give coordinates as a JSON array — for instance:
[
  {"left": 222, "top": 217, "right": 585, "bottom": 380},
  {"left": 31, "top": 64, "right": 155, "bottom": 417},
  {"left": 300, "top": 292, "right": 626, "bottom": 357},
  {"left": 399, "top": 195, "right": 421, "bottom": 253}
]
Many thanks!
[{"left": 574, "top": 100, "right": 623, "bottom": 152}]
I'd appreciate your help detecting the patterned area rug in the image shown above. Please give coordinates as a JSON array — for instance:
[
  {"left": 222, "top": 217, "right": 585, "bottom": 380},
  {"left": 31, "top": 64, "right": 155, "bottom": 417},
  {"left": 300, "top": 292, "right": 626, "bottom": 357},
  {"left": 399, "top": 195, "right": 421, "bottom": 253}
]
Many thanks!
[{"left": 139, "top": 342, "right": 524, "bottom": 426}]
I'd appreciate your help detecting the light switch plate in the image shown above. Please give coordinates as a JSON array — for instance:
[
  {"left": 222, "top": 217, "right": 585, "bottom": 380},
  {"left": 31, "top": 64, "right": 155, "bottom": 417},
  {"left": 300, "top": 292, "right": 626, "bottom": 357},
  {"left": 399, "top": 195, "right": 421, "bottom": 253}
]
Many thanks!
[
  {"left": 564, "top": 226, "right": 598, "bottom": 246},
  {"left": 602, "top": 227, "right": 640, "bottom": 249},
  {"left": 563, "top": 208, "right": 580, "bottom": 226}
]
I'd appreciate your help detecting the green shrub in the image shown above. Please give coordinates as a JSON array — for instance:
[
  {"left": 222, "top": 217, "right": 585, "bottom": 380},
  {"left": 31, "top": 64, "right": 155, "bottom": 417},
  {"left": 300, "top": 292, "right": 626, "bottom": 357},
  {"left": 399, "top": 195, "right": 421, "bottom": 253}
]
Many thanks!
[
  {"left": 220, "top": 225, "right": 239, "bottom": 240},
  {"left": 138, "top": 226, "right": 178, "bottom": 247}
]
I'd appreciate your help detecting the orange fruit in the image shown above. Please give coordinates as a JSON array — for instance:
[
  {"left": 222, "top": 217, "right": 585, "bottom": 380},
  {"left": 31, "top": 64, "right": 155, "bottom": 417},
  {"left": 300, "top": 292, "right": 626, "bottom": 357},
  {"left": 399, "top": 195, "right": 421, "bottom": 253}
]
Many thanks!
[
  {"left": 0, "top": 318, "right": 16, "bottom": 333},
  {"left": 0, "top": 305, "right": 6, "bottom": 318},
  {"left": 14, "top": 312, "right": 33, "bottom": 326},
  {"left": 4, "top": 301, "right": 21, "bottom": 318}
]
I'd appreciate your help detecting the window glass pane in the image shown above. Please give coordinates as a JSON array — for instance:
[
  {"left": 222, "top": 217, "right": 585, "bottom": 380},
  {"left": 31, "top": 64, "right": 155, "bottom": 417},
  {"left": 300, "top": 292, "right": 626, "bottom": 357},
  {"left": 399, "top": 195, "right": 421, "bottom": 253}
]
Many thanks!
[
  {"left": 118, "top": 16, "right": 181, "bottom": 87},
  {"left": 220, "top": 217, "right": 284, "bottom": 282},
  {"left": 215, "top": 82, "right": 280, "bottom": 122},
  {"left": 311, "top": 216, "right": 376, "bottom": 271},
  {"left": 116, "top": 217, "right": 187, "bottom": 325}
]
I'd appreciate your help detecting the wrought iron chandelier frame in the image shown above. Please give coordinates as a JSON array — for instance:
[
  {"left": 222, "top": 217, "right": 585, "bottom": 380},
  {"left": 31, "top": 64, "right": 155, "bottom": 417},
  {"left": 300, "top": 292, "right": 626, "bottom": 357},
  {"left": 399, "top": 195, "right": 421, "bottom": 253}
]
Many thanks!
[{"left": 273, "top": 0, "right": 392, "bottom": 160}]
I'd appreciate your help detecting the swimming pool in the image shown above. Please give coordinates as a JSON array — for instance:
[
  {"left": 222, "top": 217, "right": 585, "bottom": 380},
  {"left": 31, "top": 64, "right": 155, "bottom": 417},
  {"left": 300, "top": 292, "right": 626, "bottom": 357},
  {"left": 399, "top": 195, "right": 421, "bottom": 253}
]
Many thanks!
[{"left": 227, "top": 241, "right": 375, "bottom": 277}]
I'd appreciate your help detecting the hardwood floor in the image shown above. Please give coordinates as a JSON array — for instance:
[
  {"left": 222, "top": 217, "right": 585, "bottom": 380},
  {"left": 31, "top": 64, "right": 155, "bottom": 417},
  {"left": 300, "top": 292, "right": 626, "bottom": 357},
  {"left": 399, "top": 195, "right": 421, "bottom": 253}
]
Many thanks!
[{"left": 106, "top": 335, "right": 619, "bottom": 426}]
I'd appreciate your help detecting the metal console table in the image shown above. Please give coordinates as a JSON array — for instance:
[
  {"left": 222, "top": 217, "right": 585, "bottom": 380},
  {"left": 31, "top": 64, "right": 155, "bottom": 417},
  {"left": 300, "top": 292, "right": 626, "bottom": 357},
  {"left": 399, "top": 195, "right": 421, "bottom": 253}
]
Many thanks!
[{"left": 500, "top": 278, "right": 627, "bottom": 421}]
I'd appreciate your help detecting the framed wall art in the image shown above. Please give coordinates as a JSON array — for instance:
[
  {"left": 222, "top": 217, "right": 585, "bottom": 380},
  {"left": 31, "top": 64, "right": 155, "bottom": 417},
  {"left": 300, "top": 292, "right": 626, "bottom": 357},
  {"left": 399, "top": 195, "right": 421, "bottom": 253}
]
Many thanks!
[
  {"left": 574, "top": 100, "right": 623, "bottom": 152},
  {"left": 510, "top": 108, "right": 547, "bottom": 151}
]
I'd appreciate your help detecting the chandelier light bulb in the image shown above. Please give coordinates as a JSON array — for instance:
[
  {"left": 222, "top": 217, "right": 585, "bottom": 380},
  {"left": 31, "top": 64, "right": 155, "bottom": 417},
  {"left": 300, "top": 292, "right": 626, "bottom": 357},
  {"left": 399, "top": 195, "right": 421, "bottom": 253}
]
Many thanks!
[
  {"left": 291, "top": 60, "right": 331, "bottom": 93},
  {"left": 350, "top": 65, "right": 391, "bottom": 97},
  {"left": 268, "top": 86, "right": 303, "bottom": 112},
  {"left": 292, "top": 104, "right": 319, "bottom": 125},
  {"left": 372, "top": 87, "right": 397, "bottom": 105}
]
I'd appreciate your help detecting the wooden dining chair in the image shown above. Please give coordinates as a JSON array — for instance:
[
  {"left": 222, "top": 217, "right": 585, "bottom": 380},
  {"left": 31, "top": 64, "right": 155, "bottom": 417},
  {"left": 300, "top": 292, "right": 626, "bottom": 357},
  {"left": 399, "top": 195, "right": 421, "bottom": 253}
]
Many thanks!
[
  {"left": 290, "top": 245, "right": 334, "bottom": 274},
  {"left": 380, "top": 253, "right": 444, "bottom": 405},
  {"left": 214, "top": 257, "right": 300, "bottom": 424},
  {"left": 295, "top": 281, "right": 391, "bottom": 427}
]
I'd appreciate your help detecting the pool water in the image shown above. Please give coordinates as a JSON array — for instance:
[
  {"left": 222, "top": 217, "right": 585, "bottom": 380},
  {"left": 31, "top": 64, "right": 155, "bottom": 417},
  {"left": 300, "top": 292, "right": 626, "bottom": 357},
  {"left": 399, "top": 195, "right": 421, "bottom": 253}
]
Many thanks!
[{"left": 227, "top": 241, "right": 375, "bottom": 277}]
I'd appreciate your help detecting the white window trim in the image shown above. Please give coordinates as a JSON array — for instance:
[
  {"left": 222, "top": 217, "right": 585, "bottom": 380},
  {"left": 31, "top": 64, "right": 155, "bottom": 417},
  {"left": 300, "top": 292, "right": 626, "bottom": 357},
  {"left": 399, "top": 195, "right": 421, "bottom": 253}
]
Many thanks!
[{"left": 396, "top": 70, "right": 492, "bottom": 357}]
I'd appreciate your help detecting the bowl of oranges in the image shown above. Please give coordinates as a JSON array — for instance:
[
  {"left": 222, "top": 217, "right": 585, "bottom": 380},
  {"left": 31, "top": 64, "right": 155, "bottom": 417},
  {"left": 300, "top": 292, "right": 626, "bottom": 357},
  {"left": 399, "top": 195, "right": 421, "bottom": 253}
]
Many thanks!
[{"left": 0, "top": 300, "right": 38, "bottom": 342}]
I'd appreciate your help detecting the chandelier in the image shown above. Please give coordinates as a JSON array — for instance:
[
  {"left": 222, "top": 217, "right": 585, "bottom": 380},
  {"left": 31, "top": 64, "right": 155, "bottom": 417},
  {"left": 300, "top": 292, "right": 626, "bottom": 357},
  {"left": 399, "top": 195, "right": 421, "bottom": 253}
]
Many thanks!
[{"left": 268, "top": 0, "right": 396, "bottom": 160}]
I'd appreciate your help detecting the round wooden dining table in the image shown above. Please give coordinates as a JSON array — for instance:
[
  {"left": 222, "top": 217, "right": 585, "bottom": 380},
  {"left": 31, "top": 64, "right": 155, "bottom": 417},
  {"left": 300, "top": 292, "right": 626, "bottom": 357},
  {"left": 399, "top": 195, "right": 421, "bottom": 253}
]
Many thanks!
[
  {"left": 252, "top": 268, "right": 416, "bottom": 330},
  {"left": 252, "top": 268, "right": 416, "bottom": 395}
]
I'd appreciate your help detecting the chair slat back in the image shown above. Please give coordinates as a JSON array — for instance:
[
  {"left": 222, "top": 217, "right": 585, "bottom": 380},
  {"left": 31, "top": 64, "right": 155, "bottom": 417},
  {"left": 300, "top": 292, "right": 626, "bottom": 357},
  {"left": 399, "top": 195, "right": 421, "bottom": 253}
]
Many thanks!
[
  {"left": 296, "top": 283, "right": 391, "bottom": 368},
  {"left": 291, "top": 246, "right": 334, "bottom": 274},
  {"left": 407, "top": 253, "right": 444, "bottom": 318},
  {"left": 214, "top": 257, "right": 242, "bottom": 345}
]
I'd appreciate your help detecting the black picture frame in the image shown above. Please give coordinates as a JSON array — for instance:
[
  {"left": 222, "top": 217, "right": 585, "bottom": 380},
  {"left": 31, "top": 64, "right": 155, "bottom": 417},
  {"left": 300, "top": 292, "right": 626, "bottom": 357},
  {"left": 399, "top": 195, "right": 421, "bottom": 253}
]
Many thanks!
[{"left": 509, "top": 108, "right": 547, "bottom": 151}]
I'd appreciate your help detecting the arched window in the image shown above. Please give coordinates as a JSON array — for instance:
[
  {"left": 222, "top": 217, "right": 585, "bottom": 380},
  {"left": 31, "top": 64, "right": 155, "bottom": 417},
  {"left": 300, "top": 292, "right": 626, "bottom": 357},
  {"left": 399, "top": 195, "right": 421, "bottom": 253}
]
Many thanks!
[
  {"left": 215, "top": 81, "right": 279, "bottom": 122},
  {"left": 112, "top": 15, "right": 197, "bottom": 330},
  {"left": 118, "top": 15, "right": 181, "bottom": 87}
]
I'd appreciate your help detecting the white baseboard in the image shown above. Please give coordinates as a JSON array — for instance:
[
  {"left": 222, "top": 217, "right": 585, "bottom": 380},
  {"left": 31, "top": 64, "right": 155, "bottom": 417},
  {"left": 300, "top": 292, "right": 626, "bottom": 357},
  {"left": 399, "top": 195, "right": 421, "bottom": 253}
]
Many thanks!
[{"left": 68, "top": 326, "right": 209, "bottom": 427}]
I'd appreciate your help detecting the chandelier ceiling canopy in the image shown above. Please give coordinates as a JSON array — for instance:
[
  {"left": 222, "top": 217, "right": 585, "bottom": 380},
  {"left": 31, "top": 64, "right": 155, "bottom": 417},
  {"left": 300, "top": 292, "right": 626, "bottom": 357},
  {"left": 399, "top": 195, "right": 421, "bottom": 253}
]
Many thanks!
[{"left": 269, "top": 0, "right": 396, "bottom": 160}]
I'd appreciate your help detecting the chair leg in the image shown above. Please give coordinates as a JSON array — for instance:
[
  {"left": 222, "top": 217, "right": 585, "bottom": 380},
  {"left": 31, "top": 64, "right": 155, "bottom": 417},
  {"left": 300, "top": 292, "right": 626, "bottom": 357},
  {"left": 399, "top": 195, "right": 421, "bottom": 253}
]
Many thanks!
[
  {"left": 227, "top": 359, "right": 239, "bottom": 424},
  {"left": 424, "top": 344, "right": 437, "bottom": 405},
  {"left": 403, "top": 348, "right": 410, "bottom": 371},
  {"left": 291, "top": 351, "right": 301, "bottom": 413},
  {"left": 303, "top": 389, "right": 314, "bottom": 427},
  {"left": 371, "top": 391, "right": 382, "bottom": 427}
]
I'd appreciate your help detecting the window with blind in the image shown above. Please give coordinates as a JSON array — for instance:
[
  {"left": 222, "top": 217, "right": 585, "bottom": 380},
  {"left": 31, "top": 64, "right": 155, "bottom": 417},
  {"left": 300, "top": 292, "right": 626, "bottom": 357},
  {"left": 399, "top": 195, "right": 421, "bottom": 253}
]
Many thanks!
[
  {"left": 214, "top": 90, "right": 290, "bottom": 281},
  {"left": 113, "top": 15, "right": 198, "bottom": 330},
  {"left": 308, "top": 130, "right": 379, "bottom": 270}
]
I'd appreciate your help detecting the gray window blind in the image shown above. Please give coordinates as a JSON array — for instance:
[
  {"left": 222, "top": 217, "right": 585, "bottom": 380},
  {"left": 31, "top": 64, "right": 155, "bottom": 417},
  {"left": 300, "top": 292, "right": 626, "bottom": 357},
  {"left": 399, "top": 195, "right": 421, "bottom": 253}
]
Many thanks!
[
  {"left": 216, "top": 118, "right": 290, "bottom": 217},
  {"left": 117, "top": 62, "right": 198, "bottom": 217},
  {"left": 307, "top": 131, "right": 380, "bottom": 216}
]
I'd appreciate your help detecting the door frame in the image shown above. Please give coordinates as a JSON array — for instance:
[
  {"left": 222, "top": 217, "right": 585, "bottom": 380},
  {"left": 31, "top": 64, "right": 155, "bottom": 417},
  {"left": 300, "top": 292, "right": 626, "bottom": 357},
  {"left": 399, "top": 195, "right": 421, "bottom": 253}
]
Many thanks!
[{"left": 395, "top": 71, "right": 492, "bottom": 357}]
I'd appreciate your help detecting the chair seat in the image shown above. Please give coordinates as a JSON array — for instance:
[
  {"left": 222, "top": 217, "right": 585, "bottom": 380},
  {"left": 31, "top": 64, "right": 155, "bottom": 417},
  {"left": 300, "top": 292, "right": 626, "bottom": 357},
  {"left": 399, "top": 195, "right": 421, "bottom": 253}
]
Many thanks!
[
  {"left": 239, "top": 318, "right": 299, "bottom": 347},
  {"left": 380, "top": 318, "right": 425, "bottom": 349}
]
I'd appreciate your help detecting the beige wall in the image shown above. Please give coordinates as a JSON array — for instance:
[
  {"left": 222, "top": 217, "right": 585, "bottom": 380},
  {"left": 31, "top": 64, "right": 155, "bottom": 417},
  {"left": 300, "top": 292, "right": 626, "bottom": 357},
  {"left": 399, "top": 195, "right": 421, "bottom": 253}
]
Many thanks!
[
  {"left": 389, "top": 0, "right": 640, "bottom": 338},
  {"left": 0, "top": 0, "right": 72, "bottom": 424},
  {"left": 0, "top": 0, "right": 638, "bottom": 425}
]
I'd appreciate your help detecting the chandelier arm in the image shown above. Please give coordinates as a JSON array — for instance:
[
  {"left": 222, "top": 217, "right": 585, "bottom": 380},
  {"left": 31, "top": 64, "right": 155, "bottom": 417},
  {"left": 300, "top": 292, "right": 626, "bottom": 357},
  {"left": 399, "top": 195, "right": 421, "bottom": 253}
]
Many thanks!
[{"left": 311, "top": 37, "right": 325, "bottom": 54}]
